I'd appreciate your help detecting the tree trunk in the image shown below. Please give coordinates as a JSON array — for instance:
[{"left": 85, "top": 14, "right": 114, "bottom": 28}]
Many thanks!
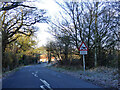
[
  {"left": 94, "top": 2, "right": 98, "bottom": 67},
  {"left": 48, "top": 50, "right": 51, "bottom": 63},
  {"left": 64, "top": 44, "right": 69, "bottom": 65}
]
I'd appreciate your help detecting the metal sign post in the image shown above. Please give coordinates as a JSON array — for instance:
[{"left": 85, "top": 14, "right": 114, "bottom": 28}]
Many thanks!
[
  {"left": 83, "top": 55, "right": 85, "bottom": 72},
  {"left": 78, "top": 42, "right": 88, "bottom": 72}
]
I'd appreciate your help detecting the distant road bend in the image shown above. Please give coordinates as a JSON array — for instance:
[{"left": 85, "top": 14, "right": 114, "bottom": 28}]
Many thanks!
[{"left": 2, "top": 64, "right": 103, "bottom": 89}]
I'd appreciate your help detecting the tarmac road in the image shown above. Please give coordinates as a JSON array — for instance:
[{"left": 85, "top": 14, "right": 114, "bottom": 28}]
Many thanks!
[{"left": 2, "top": 64, "right": 103, "bottom": 89}]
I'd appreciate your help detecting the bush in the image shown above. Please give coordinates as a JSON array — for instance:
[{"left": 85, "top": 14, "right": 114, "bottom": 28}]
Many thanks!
[{"left": 2, "top": 52, "right": 20, "bottom": 72}]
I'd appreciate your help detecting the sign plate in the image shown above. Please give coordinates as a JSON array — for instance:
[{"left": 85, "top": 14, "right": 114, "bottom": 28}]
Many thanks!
[
  {"left": 79, "top": 42, "right": 88, "bottom": 55},
  {"left": 80, "top": 51, "right": 87, "bottom": 54}
]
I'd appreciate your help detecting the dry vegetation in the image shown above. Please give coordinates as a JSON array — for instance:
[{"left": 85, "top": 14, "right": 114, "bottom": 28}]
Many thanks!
[{"left": 48, "top": 65, "right": 118, "bottom": 88}]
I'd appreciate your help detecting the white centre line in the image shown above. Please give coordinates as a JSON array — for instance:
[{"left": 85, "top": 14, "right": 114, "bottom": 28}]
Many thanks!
[
  {"left": 34, "top": 74, "right": 38, "bottom": 77},
  {"left": 40, "top": 79, "right": 53, "bottom": 90},
  {"left": 40, "top": 85, "right": 46, "bottom": 90},
  {"left": 36, "top": 75, "right": 38, "bottom": 77}
]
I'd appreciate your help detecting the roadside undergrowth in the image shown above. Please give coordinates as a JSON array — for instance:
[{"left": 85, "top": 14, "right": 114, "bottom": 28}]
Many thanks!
[{"left": 48, "top": 65, "right": 118, "bottom": 89}]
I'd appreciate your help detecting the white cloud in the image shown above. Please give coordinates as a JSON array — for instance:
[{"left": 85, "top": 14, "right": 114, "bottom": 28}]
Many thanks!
[
  {"left": 32, "top": 0, "right": 60, "bottom": 47},
  {"left": 35, "top": 0, "right": 60, "bottom": 16},
  {"left": 35, "top": 23, "right": 55, "bottom": 47}
]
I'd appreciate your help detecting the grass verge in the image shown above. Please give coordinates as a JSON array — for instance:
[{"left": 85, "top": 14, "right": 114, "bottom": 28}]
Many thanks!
[
  {"left": 47, "top": 65, "right": 118, "bottom": 89},
  {"left": 2, "top": 65, "right": 25, "bottom": 78}
]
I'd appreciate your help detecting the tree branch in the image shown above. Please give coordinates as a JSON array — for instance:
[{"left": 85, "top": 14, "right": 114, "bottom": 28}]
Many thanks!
[{"left": 0, "top": 2, "right": 36, "bottom": 12}]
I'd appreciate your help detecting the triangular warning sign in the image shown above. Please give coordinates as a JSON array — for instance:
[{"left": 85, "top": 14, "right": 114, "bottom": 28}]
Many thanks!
[{"left": 79, "top": 42, "right": 88, "bottom": 51}]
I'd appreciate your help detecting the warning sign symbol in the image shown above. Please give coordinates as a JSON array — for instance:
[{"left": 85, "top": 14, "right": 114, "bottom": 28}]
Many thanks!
[{"left": 78, "top": 42, "right": 88, "bottom": 51}]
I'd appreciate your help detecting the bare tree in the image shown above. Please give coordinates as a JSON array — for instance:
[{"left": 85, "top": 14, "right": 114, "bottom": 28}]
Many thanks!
[
  {"left": 0, "top": 2, "right": 36, "bottom": 12},
  {"left": 48, "top": 1, "right": 119, "bottom": 68},
  {"left": 0, "top": 3, "right": 46, "bottom": 53}
]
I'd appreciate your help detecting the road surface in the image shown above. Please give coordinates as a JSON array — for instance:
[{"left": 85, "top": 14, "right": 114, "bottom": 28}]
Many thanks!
[{"left": 2, "top": 63, "right": 103, "bottom": 89}]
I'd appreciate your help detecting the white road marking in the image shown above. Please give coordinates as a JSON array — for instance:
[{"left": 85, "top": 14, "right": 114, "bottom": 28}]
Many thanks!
[
  {"left": 40, "top": 85, "right": 46, "bottom": 90},
  {"left": 34, "top": 74, "right": 38, "bottom": 77},
  {"left": 40, "top": 79, "right": 53, "bottom": 90},
  {"left": 32, "top": 73, "right": 38, "bottom": 77}
]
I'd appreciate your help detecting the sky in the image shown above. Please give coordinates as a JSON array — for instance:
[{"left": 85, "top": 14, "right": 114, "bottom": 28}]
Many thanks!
[
  {"left": 27, "top": 0, "right": 119, "bottom": 47},
  {"left": 32, "top": 0, "right": 61, "bottom": 47}
]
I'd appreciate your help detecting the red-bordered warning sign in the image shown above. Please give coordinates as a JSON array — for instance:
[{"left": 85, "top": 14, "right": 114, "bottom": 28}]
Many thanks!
[{"left": 78, "top": 42, "right": 88, "bottom": 51}]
